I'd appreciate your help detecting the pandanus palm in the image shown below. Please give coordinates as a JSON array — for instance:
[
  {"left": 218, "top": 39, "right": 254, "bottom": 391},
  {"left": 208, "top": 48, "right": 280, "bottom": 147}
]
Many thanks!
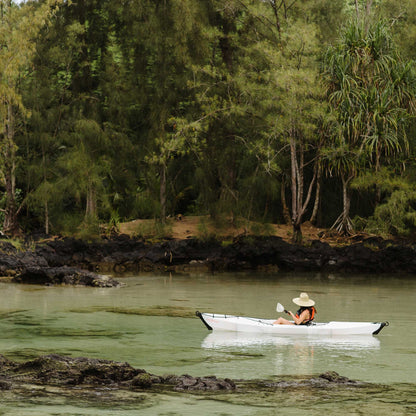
[
  {"left": 322, "top": 19, "right": 416, "bottom": 235},
  {"left": 321, "top": 136, "right": 361, "bottom": 235}
]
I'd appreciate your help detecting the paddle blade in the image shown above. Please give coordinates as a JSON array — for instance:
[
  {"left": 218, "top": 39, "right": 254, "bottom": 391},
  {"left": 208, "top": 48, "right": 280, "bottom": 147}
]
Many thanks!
[{"left": 276, "top": 303, "right": 284, "bottom": 313}]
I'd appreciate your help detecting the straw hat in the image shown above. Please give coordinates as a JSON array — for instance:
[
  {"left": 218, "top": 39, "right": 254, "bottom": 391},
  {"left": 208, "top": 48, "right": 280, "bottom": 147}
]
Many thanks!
[{"left": 292, "top": 292, "right": 315, "bottom": 307}]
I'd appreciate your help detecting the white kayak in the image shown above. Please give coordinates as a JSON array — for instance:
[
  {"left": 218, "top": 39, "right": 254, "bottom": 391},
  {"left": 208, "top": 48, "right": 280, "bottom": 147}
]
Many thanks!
[{"left": 196, "top": 311, "right": 388, "bottom": 336}]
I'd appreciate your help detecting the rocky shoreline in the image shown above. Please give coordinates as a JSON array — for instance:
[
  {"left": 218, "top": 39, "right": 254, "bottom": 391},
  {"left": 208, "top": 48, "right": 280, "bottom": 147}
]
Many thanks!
[
  {"left": 0, "top": 353, "right": 367, "bottom": 394},
  {"left": 0, "top": 234, "right": 415, "bottom": 286}
]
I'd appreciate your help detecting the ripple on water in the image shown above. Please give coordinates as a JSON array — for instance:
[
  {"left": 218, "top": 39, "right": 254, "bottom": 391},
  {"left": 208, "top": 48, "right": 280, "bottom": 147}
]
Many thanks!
[
  {"left": 68, "top": 305, "right": 196, "bottom": 318},
  {"left": 0, "top": 379, "right": 414, "bottom": 416}
]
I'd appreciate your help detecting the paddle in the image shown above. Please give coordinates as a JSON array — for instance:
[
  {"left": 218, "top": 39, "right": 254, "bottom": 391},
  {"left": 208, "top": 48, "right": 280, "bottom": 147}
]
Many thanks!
[{"left": 276, "top": 302, "right": 290, "bottom": 314}]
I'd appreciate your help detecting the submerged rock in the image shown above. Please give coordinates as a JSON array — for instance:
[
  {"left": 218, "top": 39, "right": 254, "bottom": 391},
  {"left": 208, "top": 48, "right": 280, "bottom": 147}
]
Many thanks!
[
  {"left": 0, "top": 353, "right": 371, "bottom": 396},
  {"left": 0, "top": 378, "right": 12, "bottom": 390},
  {"left": 8, "top": 354, "right": 141, "bottom": 387},
  {"left": 172, "top": 374, "right": 236, "bottom": 391},
  {"left": 12, "top": 266, "right": 120, "bottom": 287},
  {"left": 254, "top": 371, "right": 362, "bottom": 390},
  {"left": 0, "top": 354, "right": 236, "bottom": 392},
  {"left": 318, "top": 371, "right": 354, "bottom": 384}
]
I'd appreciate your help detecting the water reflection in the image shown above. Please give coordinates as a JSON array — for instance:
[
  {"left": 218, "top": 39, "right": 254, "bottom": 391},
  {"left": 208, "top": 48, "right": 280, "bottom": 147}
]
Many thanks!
[
  {"left": 202, "top": 331, "right": 381, "bottom": 378},
  {"left": 202, "top": 331, "right": 380, "bottom": 350}
]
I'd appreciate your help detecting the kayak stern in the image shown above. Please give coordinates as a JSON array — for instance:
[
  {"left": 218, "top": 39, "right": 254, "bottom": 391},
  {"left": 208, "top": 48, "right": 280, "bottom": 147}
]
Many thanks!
[
  {"left": 196, "top": 311, "right": 213, "bottom": 331},
  {"left": 373, "top": 321, "right": 389, "bottom": 335}
]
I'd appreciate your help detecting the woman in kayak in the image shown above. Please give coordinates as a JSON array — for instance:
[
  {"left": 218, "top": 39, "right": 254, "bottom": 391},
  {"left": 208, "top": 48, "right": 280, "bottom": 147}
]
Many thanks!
[{"left": 273, "top": 292, "right": 316, "bottom": 325}]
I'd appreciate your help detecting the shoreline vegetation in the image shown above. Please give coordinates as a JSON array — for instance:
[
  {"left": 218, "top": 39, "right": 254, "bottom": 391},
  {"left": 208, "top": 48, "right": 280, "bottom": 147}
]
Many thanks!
[
  {"left": 0, "top": 217, "right": 415, "bottom": 287},
  {"left": 2, "top": 2, "right": 416, "bottom": 247}
]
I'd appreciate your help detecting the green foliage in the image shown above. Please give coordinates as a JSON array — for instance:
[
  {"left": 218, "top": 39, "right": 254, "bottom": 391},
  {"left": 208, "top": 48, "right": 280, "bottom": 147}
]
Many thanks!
[
  {"left": 1, "top": 237, "right": 24, "bottom": 252},
  {"left": 351, "top": 167, "right": 412, "bottom": 193},
  {"left": 363, "top": 190, "right": 416, "bottom": 237},
  {"left": 321, "top": 17, "right": 416, "bottom": 234},
  {"left": 107, "top": 210, "right": 120, "bottom": 232},
  {"left": 0, "top": 0, "right": 65, "bottom": 234},
  {"left": 77, "top": 217, "right": 101, "bottom": 242},
  {"left": 322, "top": 19, "right": 416, "bottom": 169},
  {"left": 54, "top": 213, "right": 84, "bottom": 236},
  {"left": 134, "top": 196, "right": 159, "bottom": 220},
  {"left": 377, "top": 0, "right": 416, "bottom": 60},
  {"left": 0, "top": 0, "right": 415, "bottom": 239},
  {"left": 352, "top": 167, "right": 416, "bottom": 237}
]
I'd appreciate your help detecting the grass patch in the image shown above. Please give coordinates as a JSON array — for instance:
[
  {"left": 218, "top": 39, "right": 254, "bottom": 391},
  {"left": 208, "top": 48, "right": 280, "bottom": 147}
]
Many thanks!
[
  {"left": 131, "top": 220, "right": 173, "bottom": 240},
  {"left": 248, "top": 221, "right": 275, "bottom": 236},
  {"left": 196, "top": 217, "right": 219, "bottom": 241}
]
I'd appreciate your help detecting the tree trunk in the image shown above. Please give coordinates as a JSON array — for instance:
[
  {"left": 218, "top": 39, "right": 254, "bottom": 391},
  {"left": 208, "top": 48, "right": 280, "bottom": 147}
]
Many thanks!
[
  {"left": 42, "top": 144, "right": 50, "bottom": 234},
  {"left": 219, "top": 13, "right": 234, "bottom": 72},
  {"left": 292, "top": 220, "right": 303, "bottom": 244},
  {"left": 331, "top": 174, "right": 354, "bottom": 235},
  {"left": 342, "top": 176, "right": 350, "bottom": 230},
  {"left": 375, "top": 144, "right": 382, "bottom": 204},
  {"left": 85, "top": 178, "right": 97, "bottom": 220},
  {"left": 310, "top": 162, "right": 321, "bottom": 225},
  {"left": 3, "top": 169, "right": 17, "bottom": 234},
  {"left": 289, "top": 135, "right": 303, "bottom": 243},
  {"left": 3, "top": 103, "right": 19, "bottom": 235},
  {"left": 290, "top": 136, "right": 298, "bottom": 222},
  {"left": 288, "top": 134, "right": 317, "bottom": 243},
  {"left": 160, "top": 164, "right": 167, "bottom": 223},
  {"left": 280, "top": 177, "right": 291, "bottom": 225},
  {"left": 45, "top": 200, "right": 49, "bottom": 234}
]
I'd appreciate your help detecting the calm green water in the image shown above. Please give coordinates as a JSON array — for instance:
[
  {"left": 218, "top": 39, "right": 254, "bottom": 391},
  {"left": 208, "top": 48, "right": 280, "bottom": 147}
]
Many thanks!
[{"left": 0, "top": 272, "right": 415, "bottom": 415}]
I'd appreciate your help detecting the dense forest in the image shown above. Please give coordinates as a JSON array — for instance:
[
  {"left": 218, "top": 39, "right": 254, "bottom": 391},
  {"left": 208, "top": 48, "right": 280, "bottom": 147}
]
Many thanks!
[{"left": 1, "top": 0, "right": 416, "bottom": 241}]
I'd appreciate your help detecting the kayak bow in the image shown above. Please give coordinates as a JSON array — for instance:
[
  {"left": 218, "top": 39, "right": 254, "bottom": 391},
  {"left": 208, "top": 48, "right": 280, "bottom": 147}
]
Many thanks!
[{"left": 196, "top": 311, "right": 388, "bottom": 336}]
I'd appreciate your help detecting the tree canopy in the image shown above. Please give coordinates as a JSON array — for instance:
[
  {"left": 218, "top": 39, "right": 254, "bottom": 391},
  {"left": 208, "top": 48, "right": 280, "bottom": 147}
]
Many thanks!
[{"left": 1, "top": 0, "right": 416, "bottom": 240}]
